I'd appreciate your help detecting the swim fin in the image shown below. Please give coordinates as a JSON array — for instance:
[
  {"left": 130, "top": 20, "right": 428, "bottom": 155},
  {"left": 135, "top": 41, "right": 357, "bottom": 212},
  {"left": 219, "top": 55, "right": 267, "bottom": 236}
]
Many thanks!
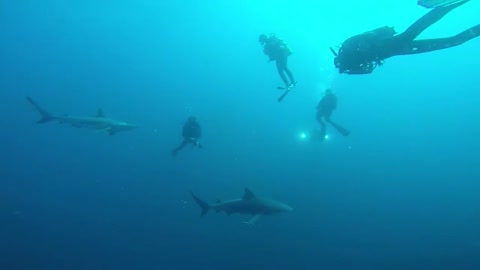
[
  {"left": 417, "top": 0, "right": 469, "bottom": 8},
  {"left": 277, "top": 84, "right": 295, "bottom": 102},
  {"left": 328, "top": 120, "right": 350, "bottom": 136}
]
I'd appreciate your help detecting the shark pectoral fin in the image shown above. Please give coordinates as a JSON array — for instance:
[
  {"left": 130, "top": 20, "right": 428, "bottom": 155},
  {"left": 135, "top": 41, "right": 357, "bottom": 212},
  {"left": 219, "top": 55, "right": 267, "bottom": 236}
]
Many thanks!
[
  {"left": 242, "top": 214, "right": 261, "bottom": 225},
  {"left": 96, "top": 127, "right": 110, "bottom": 133},
  {"left": 96, "top": 127, "right": 115, "bottom": 135}
]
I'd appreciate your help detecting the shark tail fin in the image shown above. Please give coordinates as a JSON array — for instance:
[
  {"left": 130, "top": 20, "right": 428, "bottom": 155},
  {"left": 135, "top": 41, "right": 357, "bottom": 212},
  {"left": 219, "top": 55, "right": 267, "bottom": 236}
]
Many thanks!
[
  {"left": 190, "top": 192, "right": 210, "bottom": 217},
  {"left": 26, "top": 96, "right": 54, "bottom": 123}
]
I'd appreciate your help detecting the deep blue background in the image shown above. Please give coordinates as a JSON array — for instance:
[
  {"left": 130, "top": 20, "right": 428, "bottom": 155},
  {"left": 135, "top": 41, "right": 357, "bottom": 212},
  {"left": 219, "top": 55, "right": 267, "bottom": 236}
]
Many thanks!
[{"left": 1, "top": 1, "right": 480, "bottom": 269}]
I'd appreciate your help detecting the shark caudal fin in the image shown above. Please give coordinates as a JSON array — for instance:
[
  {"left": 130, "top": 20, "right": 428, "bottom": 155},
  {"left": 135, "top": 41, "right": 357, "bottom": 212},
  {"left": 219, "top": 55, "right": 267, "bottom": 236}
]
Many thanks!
[
  {"left": 26, "top": 96, "right": 55, "bottom": 123},
  {"left": 190, "top": 192, "right": 210, "bottom": 217}
]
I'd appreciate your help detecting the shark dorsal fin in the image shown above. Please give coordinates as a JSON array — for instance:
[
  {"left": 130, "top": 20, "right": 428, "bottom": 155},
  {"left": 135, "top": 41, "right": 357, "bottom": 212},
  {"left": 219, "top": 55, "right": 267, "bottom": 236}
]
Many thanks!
[
  {"left": 96, "top": 109, "right": 105, "bottom": 118},
  {"left": 242, "top": 188, "right": 256, "bottom": 200}
]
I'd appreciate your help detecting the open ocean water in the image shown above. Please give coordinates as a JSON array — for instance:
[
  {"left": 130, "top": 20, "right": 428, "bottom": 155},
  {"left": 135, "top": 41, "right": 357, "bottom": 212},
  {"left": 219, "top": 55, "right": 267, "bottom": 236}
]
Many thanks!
[{"left": 1, "top": 1, "right": 479, "bottom": 269}]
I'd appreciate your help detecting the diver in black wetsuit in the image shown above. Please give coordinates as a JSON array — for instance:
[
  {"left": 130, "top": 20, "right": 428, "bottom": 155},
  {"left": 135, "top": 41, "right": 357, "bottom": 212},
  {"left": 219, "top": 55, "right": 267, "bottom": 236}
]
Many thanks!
[
  {"left": 259, "top": 33, "right": 296, "bottom": 88},
  {"left": 316, "top": 89, "right": 350, "bottom": 140},
  {"left": 171, "top": 116, "right": 202, "bottom": 157},
  {"left": 332, "top": 0, "right": 480, "bottom": 74}
]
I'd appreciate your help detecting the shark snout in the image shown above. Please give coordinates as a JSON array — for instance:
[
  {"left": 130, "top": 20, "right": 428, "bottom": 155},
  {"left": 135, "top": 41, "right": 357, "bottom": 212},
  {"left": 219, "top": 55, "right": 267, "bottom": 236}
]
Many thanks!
[
  {"left": 121, "top": 123, "right": 137, "bottom": 130},
  {"left": 277, "top": 203, "right": 293, "bottom": 213}
]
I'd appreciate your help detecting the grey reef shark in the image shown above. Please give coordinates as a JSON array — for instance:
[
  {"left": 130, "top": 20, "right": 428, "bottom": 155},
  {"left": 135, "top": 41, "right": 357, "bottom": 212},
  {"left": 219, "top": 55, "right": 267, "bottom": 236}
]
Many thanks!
[
  {"left": 191, "top": 188, "right": 293, "bottom": 225},
  {"left": 26, "top": 96, "right": 136, "bottom": 136}
]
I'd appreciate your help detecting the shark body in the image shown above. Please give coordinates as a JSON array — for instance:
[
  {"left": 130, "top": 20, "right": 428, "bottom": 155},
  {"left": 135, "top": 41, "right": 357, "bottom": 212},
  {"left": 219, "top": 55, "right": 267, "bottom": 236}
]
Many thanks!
[
  {"left": 26, "top": 96, "right": 136, "bottom": 135},
  {"left": 191, "top": 188, "right": 293, "bottom": 225}
]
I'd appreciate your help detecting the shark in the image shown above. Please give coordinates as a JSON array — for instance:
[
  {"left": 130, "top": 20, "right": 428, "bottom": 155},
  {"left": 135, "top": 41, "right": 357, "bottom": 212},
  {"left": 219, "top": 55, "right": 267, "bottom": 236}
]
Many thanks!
[
  {"left": 26, "top": 96, "right": 136, "bottom": 135},
  {"left": 191, "top": 188, "right": 293, "bottom": 225}
]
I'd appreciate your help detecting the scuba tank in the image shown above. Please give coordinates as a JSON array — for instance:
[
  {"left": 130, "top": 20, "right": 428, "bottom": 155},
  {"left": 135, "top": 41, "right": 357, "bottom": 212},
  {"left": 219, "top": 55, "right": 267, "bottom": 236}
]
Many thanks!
[
  {"left": 342, "top": 26, "right": 396, "bottom": 48},
  {"left": 283, "top": 43, "right": 293, "bottom": 56},
  {"left": 270, "top": 33, "right": 293, "bottom": 56}
]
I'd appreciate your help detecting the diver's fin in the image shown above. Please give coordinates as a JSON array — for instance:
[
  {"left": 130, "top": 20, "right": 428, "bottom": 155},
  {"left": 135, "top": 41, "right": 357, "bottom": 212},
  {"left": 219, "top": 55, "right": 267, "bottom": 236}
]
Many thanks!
[
  {"left": 191, "top": 192, "right": 210, "bottom": 217},
  {"left": 417, "top": 0, "right": 469, "bottom": 8},
  {"left": 26, "top": 96, "right": 55, "bottom": 123},
  {"left": 277, "top": 89, "right": 291, "bottom": 102},
  {"left": 277, "top": 84, "right": 295, "bottom": 102},
  {"left": 242, "top": 188, "right": 256, "bottom": 200},
  {"left": 329, "top": 47, "right": 338, "bottom": 56},
  {"left": 328, "top": 120, "right": 350, "bottom": 136},
  {"left": 242, "top": 214, "right": 261, "bottom": 225}
]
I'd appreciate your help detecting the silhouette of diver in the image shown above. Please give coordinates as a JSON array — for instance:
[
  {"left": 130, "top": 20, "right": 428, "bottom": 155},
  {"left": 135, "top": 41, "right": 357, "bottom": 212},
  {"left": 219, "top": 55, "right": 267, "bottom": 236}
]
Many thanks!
[
  {"left": 316, "top": 89, "right": 350, "bottom": 140},
  {"left": 332, "top": 0, "right": 480, "bottom": 74},
  {"left": 172, "top": 116, "right": 202, "bottom": 157},
  {"left": 259, "top": 33, "right": 296, "bottom": 89}
]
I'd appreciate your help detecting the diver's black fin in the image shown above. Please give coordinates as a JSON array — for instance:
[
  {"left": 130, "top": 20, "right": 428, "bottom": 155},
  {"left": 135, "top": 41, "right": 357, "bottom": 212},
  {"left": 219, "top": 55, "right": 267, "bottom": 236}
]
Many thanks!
[
  {"left": 418, "top": 0, "right": 469, "bottom": 9},
  {"left": 277, "top": 84, "right": 296, "bottom": 102},
  {"left": 328, "top": 120, "right": 350, "bottom": 136},
  {"left": 277, "top": 90, "right": 291, "bottom": 102}
]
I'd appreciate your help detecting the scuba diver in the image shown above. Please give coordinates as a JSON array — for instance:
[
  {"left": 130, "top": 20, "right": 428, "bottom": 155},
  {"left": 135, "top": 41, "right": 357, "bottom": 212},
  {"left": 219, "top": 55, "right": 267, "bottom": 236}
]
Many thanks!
[
  {"left": 259, "top": 33, "right": 296, "bottom": 90},
  {"left": 171, "top": 116, "right": 202, "bottom": 157},
  {"left": 316, "top": 89, "right": 350, "bottom": 140},
  {"left": 331, "top": 0, "right": 480, "bottom": 74}
]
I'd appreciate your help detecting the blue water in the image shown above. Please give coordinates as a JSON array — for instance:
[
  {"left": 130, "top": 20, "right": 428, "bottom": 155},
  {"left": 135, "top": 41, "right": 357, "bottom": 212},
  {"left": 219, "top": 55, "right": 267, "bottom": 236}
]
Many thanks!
[{"left": 1, "top": 1, "right": 480, "bottom": 269}]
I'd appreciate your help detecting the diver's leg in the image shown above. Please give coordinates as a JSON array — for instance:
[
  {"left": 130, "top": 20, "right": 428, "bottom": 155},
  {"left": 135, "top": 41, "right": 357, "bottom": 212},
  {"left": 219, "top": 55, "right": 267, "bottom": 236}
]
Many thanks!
[
  {"left": 319, "top": 123, "right": 327, "bottom": 140},
  {"left": 396, "top": 0, "right": 469, "bottom": 42},
  {"left": 171, "top": 140, "right": 188, "bottom": 157},
  {"left": 284, "top": 68, "right": 295, "bottom": 87},
  {"left": 171, "top": 147, "right": 180, "bottom": 157},
  {"left": 317, "top": 114, "right": 327, "bottom": 140},
  {"left": 397, "top": 24, "right": 480, "bottom": 55},
  {"left": 276, "top": 57, "right": 291, "bottom": 88},
  {"left": 283, "top": 55, "right": 296, "bottom": 86},
  {"left": 324, "top": 111, "right": 333, "bottom": 122}
]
